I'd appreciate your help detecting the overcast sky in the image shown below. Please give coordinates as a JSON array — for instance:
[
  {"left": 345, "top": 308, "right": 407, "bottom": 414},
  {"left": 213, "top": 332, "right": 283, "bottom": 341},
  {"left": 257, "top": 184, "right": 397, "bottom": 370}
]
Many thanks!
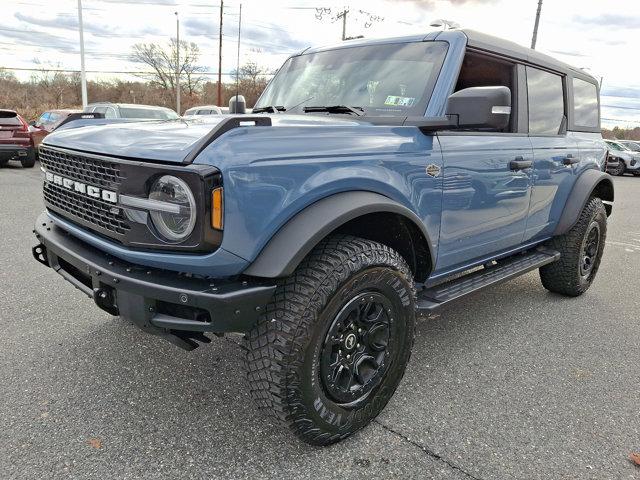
[{"left": 1, "top": 0, "right": 639, "bottom": 127}]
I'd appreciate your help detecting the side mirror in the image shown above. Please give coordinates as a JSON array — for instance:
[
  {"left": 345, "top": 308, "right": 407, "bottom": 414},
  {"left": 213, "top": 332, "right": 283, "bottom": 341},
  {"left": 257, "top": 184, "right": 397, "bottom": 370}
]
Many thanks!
[
  {"left": 229, "top": 94, "right": 246, "bottom": 114},
  {"left": 28, "top": 120, "right": 36, "bottom": 127},
  {"left": 446, "top": 86, "right": 511, "bottom": 130}
]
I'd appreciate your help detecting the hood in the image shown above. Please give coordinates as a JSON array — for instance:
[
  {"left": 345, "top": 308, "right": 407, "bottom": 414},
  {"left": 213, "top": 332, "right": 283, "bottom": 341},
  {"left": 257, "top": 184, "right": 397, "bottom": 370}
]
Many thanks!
[{"left": 43, "top": 114, "right": 362, "bottom": 164}]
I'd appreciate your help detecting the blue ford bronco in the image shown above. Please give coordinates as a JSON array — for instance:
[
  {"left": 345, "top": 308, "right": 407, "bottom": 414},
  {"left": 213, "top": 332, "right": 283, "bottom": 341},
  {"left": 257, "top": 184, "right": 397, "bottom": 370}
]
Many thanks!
[{"left": 32, "top": 29, "right": 613, "bottom": 445}]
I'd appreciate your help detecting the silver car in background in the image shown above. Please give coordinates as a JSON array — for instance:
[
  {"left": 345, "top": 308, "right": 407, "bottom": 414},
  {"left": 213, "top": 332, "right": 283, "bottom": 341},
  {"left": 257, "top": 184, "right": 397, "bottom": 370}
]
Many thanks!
[
  {"left": 84, "top": 103, "right": 179, "bottom": 120},
  {"left": 604, "top": 139, "right": 640, "bottom": 176}
]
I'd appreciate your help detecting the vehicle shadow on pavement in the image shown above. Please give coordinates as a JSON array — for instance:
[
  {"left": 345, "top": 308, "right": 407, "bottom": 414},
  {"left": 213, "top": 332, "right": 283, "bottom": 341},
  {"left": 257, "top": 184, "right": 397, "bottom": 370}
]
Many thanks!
[{"left": 13, "top": 312, "right": 468, "bottom": 479}]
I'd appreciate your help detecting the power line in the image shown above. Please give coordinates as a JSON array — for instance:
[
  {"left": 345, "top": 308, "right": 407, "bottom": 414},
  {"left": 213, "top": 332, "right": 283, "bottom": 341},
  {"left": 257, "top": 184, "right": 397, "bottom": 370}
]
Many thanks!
[
  {"left": 1, "top": 65, "right": 274, "bottom": 76},
  {"left": 602, "top": 104, "right": 640, "bottom": 111}
]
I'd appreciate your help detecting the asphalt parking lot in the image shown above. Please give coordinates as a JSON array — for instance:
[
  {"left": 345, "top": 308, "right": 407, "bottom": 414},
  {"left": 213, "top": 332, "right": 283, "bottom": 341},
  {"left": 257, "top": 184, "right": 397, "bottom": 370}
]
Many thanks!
[{"left": 1, "top": 163, "right": 639, "bottom": 480}]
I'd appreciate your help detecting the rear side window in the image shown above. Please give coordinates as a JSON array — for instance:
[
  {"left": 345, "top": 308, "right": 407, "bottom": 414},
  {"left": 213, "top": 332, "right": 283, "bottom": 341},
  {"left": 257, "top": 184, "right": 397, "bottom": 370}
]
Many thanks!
[
  {"left": 119, "top": 107, "right": 174, "bottom": 119},
  {"left": 572, "top": 78, "right": 599, "bottom": 128},
  {"left": 526, "top": 67, "right": 565, "bottom": 135}
]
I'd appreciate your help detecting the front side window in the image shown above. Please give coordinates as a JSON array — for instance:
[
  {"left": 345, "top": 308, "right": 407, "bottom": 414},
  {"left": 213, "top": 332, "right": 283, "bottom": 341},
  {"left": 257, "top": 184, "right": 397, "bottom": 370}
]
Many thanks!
[
  {"left": 527, "top": 67, "right": 565, "bottom": 135},
  {"left": 572, "top": 78, "right": 599, "bottom": 128},
  {"left": 255, "top": 41, "right": 449, "bottom": 117},
  {"left": 606, "top": 142, "right": 622, "bottom": 151}
]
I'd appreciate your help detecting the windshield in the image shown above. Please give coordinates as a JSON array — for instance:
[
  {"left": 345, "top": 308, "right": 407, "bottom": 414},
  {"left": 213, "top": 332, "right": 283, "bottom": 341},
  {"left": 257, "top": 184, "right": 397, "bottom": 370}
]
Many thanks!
[
  {"left": 119, "top": 107, "right": 178, "bottom": 120},
  {"left": 623, "top": 142, "right": 640, "bottom": 152},
  {"left": 255, "top": 41, "right": 448, "bottom": 117}
]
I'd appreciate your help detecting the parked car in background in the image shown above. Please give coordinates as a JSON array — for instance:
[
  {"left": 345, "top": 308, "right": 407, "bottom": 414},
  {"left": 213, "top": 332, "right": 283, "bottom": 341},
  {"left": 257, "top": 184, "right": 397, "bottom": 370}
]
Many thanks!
[
  {"left": 84, "top": 103, "right": 178, "bottom": 120},
  {"left": 0, "top": 110, "right": 36, "bottom": 168},
  {"left": 604, "top": 139, "right": 640, "bottom": 176},
  {"left": 184, "top": 105, "right": 224, "bottom": 116},
  {"left": 29, "top": 109, "right": 82, "bottom": 149}
]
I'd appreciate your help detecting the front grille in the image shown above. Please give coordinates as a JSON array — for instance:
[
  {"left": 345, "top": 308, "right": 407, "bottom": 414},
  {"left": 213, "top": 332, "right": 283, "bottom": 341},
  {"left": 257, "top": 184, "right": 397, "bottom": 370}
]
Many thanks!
[
  {"left": 44, "top": 182, "right": 130, "bottom": 236},
  {"left": 39, "top": 146, "right": 125, "bottom": 188},
  {"left": 40, "top": 147, "right": 130, "bottom": 238}
]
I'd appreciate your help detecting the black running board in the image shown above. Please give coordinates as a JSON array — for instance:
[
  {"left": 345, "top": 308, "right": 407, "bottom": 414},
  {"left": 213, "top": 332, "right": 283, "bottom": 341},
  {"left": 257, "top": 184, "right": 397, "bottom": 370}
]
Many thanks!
[{"left": 416, "top": 249, "right": 560, "bottom": 312}]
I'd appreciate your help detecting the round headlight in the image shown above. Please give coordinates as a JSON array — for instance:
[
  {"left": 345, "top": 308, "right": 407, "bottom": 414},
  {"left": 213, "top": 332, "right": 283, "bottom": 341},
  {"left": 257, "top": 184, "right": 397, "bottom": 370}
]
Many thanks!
[{"left": 149, "top": 175, "right": 196, "bottom": 242}]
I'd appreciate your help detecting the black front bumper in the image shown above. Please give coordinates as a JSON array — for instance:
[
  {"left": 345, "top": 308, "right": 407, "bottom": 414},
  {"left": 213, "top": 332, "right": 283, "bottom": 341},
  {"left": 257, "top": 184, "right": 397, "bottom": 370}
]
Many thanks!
[
  {"left": 33, "top": 212, "right": 276, "bottom": 350},
  {"left": 0, "top": 144, "right": 32, "bottom": 160}
]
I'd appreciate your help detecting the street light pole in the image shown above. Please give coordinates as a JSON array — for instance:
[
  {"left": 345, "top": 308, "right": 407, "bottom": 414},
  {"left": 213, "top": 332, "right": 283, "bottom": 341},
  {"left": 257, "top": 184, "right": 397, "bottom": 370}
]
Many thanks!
[
  {"left": 217, "top": 0, "right": 223, "bottom": 107},
  {"left": 77, "top": 0, "right": 87, "bottom": 108},
  {"left": 531, "top": 0, "right": 543, "bottom": 49},
  {"left": 175, "top": 11, "right": 181, "bottom": 115}
]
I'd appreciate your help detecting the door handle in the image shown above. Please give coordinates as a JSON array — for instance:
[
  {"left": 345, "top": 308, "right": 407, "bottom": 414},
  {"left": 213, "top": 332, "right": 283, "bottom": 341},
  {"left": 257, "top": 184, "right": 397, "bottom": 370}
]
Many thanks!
[
  {"left": 563, "top": 154, "right": 580, "bottom": 165},
  {"left": 509, "top": 157, "right": 533, "bottom": 171}
]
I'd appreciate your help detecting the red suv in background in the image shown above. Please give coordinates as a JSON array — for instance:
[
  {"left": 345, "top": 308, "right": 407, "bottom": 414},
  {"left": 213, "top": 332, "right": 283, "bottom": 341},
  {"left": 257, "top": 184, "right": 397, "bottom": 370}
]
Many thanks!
[
  {"left": 29, "top": 109, "right": 82, "bottom": 149},
  {"left": 0, "top": 110, "right": 36, "bottom": 168}
]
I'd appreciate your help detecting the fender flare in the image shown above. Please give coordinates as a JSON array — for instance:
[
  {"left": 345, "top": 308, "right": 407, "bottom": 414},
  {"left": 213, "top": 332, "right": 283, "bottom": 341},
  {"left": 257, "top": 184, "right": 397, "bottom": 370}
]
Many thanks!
[
  {"left": 554, "top": 168, "right": 614, "bottom": 236},
  {"left": 243, "top": 191, "right": 434, "bottom": 278}
]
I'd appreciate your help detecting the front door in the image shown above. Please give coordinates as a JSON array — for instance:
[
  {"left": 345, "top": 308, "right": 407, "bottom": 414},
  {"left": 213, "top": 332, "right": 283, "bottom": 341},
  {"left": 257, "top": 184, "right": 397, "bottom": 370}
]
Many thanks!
[{"left": 436, "top": 134, "right": 534, "bottom": 271}]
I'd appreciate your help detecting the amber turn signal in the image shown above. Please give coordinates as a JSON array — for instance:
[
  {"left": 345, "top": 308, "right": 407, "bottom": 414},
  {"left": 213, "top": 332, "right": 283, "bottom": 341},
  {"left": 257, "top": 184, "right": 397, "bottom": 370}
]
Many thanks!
[{"left": 211, "top": 187, "right": 224, "bottom": 230}]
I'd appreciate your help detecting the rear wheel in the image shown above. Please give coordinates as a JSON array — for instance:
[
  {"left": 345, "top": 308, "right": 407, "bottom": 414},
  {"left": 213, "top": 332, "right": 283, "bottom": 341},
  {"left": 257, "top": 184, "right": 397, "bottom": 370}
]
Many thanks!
[
  {"left": 539, "top": 197, "right": 607, "bottom": 296},
  {"left": 245, "top": 235, "right": 416, "bottom": 445},
  {"left": 20, "top": 149, "right": 36, "bottom": 168}
]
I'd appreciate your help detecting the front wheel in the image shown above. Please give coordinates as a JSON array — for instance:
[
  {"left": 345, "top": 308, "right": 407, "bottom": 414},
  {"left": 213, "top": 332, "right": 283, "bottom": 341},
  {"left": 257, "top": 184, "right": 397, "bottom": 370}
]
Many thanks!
[
  {"left": 245, "top": 235, "right": 416, "bottom": 445},
  {"left": 539, "top": 197, "right": 607, "bottom": 296},
  {"left": 612, "top": 162, "right": 626, "bottom": 176}
]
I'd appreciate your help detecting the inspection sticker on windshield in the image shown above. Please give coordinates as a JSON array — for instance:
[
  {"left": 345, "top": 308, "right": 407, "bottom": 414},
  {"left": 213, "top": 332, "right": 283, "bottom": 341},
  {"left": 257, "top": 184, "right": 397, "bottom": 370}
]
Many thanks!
[{"left": 384, "top": 95, "right": 416, "bottom": 107}]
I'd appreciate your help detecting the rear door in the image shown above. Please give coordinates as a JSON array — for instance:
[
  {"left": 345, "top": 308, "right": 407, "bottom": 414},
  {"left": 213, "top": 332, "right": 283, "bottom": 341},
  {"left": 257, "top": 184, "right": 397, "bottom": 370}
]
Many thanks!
[
  {"left": 523, "top": 67, "right": 579, "bottom": 241},
  {"left": 569, "top": 76, "right": 606, "bottom": 172}
]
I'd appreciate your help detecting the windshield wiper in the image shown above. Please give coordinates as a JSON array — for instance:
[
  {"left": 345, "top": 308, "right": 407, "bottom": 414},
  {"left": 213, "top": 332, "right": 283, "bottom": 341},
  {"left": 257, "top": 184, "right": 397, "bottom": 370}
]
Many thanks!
[
  {"left": 303, "top": 105, "right": 364, "bottom": 116},
  {"left": 253, "top": 105, "right": 286, "bottom": 114}
]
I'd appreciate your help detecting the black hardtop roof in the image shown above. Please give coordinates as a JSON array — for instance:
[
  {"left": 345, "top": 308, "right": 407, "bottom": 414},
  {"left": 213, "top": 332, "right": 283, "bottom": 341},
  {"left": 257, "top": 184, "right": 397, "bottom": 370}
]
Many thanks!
[{"left": 461, "top": 29, "right": 595, "bottom": 82}]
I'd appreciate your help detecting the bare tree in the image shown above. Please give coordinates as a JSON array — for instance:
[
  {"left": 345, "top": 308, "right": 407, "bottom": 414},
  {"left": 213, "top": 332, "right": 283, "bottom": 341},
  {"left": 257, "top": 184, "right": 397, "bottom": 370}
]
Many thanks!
[
  {"left": 131, "top": 39, "right": 206, "bottom": 97},
  {"left": 230, "top": 61, "right": 271, "bottom": 105},
  {"left": 30, "top": 59, "right": 76, "bottom": 108},
  {"left": 0, "top": 68, "right": 16, "bottom": 81}
]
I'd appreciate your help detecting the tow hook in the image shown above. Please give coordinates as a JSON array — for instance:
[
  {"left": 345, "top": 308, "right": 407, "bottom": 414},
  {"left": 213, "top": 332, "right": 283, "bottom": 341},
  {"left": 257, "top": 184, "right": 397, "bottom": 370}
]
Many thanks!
[
  {"left": 32, "top": 244, "right": 49, "bottom": 267},
  {"left": 93, "top": 287, "right": 119, "bottom": 316}
]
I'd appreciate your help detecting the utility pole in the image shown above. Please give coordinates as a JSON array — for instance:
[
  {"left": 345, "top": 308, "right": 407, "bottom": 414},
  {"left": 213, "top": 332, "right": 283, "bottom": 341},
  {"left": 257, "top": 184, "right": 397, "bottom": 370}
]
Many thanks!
[
  {"left": 217, "top": 0, "right": 224, "bottom": 107},
  {"left": 337, "top": 8, "right": 348, "bottom": 41},
  {"left": 531, "top": 0, "right": 543, "bottom": 49},
  {"left": 175, "top": 12, "right": 181, "bottom": 115},
  {"left": 77, "top": 0, "right": 87, "bottom": 108},
  {"left": 235, "top": 4, "right": 242, "bottom": 101}
]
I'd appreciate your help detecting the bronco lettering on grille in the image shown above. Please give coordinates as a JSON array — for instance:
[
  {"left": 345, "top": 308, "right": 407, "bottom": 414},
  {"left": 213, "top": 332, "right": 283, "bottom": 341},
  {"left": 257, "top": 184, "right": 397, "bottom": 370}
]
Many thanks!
[{"left": 45, "top": 171, "right": 117, "bottom": 204}]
